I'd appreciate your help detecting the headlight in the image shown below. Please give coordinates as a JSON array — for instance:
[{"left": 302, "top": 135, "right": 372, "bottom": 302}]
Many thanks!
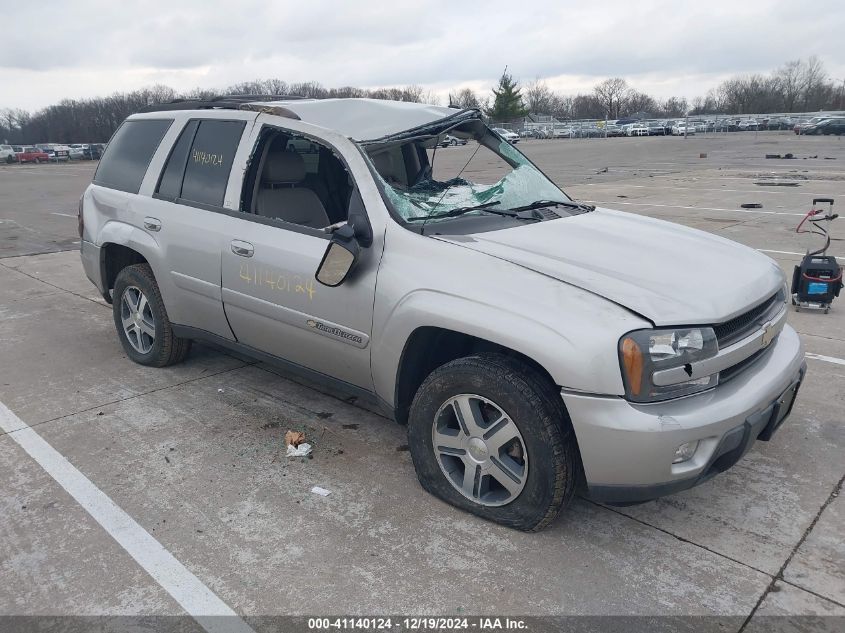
[{"left": 619, "top": 327, "right": 719, "bottom": 402}]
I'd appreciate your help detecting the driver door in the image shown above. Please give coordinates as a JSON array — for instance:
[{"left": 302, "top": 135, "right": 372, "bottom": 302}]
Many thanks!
[{"left": 220, "top": 124, "right": 381, "bottom": 390}]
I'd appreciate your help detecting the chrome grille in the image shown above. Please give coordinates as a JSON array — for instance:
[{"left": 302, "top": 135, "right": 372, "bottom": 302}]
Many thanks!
[{"left": 714, "top": 291, "right": 783, "bottom": 347}]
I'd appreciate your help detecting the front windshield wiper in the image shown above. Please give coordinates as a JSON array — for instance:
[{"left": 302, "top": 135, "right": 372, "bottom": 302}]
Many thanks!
[
  {"left": 506, "top": 199, "right": 596, "bottom": 213},
  {"left": 408, "top": 201, "right": 505, "bottom": 221}
]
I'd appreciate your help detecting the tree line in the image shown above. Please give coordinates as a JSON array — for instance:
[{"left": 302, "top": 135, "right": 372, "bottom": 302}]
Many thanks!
[{"left": 2, "top": 57, "right": 842, "bottom": 144}]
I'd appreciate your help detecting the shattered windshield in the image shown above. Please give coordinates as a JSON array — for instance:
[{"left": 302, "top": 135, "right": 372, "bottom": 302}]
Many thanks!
[{"left": 365, "top": 123, "right": 570, "bottom": 223}]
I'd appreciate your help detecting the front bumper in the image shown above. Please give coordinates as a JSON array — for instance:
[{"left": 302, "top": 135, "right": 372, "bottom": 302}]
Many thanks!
[{"left": 563, "top": 325, "right": 806, "bottom": 504}]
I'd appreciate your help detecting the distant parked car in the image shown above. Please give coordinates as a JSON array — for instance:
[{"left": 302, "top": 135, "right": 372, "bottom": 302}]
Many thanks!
[
  {"left": 439, "top": 135, "right": 466, "bottom": 147},
  {"left": 802, "top": 118, "right": 845, "bottom": 135},
  {"left": 671, "top": 123, "right": 694, "bottom": 136},
  {"left": 627, "top": 123, "right": 649, "bottom": 136},
  {"left": 553, "top": 127, "right": 574, "bottom": 138},
  {"left": 1, "top": 144, "right": 16, "bottom": 163},
  {"left": 15, "top": 146, "right": 51, "bottom": 163},
  {"left": 82, "top": 143, "right": 105, "bottom": 159},
  {"left": 738, "top": 119, "right": 758, "bottom": 131},
  {"left": 38, "top": 144, "right": 71, "bottom": 161},
  {"left": 793, "top": 118, "right": 826, "bottom": 134},
  {"left": 647, "top": 122, "right": 666, "bottom": 136},
  {"left": 492, "top": 128, "right": 519, "bottom": 143},
  {"left": 605, "top": 124, "right": 624, "bottom": 137}
]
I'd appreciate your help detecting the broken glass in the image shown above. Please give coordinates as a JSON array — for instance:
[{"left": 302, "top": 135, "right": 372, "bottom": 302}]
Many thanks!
[{"left": 370, "top": 136, "right": 570, "bottom": 222}]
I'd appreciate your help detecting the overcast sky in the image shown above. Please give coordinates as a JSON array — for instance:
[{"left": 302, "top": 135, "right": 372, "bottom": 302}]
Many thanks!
[{"left": 3, "top": 0, "right": 844, "bottom": 111}]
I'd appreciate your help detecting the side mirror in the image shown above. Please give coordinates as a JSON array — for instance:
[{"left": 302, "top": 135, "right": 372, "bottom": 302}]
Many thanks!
[{"left": 316, "top": 224, "right": 360, "bottom": 287}]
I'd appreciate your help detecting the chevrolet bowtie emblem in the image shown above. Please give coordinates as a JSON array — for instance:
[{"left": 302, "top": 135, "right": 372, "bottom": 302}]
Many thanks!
[{"left": 761, "top": 322, "right": 776, "bottom": 347}]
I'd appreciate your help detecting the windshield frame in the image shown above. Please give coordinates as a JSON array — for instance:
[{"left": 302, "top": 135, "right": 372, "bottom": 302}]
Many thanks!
[{"left": 357, "top": 121, "right": 574, "bottom": 235}]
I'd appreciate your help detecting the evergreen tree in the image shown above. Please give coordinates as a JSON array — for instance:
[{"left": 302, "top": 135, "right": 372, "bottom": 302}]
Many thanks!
[{"left": 487, "top": 68, "right": 527, "bottom": 121}]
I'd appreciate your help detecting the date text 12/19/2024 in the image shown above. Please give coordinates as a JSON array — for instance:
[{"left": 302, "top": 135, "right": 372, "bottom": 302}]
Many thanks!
[{"left": 308, "top": 617, "right": 528, "bottom": 631}]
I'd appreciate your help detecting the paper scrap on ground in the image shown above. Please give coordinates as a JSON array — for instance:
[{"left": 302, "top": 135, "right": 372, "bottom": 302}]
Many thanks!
[
  {"left": 286, "top": 442, "right": 312, "bottom": 457},
  {"left": 284, "top": 430, "right": 306, "bottom": 447},
  {"left": 311, "top": 486, "right": 331, "bottom": 497}
]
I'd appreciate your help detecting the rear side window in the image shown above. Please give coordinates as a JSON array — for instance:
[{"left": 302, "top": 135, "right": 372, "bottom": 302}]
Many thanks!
[
  {"left": 179, "top": 120, "right": 245, "bottom": 206},
  {"left": 156, "top": 120, "right": 199, "bottom": 200},
  {"left": 94, "top": 119, "right": 172, "bottom": 193}
]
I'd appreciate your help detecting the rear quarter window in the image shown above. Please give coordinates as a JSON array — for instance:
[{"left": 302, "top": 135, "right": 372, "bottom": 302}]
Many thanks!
[
  {"left": 179, "top": 119, "right": 246, "bottom": 207},
  {"left": 93, "top": 119, "right": 173, "bottom": 194}
]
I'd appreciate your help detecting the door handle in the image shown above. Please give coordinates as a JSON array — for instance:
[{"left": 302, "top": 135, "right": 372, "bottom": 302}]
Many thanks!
[
  {"left": 143, "top": 217, "right": 161, "bottom": 232},
  {"left": 231, "top": 240, "right": 254, "bottom": 257}
]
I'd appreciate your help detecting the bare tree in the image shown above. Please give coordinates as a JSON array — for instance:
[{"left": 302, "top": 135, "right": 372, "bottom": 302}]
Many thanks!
[
  {"left": 660, "top": 96, "right": 688, "bottom": 117},
  {"left": 593, "top": 78, "right": 628, "bottom": 118},
  {"left": 801, "top": 55, "right": 827, "bottom": 110},
  {"left": 622, "top": 90, "right": 657, "bottom": 117},
  {"left": 523, "top": 78, "right": 555, "bottom": 114},
  {"left": 776, "top": 60, "right": 803, "bottom": 111},
  {"left": 449, "top": 88, "right": 482, "bottom": 109}
]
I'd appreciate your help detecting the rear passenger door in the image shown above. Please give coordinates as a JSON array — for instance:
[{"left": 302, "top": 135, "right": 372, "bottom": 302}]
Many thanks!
[{"left": 145, "top": 117, "right": 249, "bottom": 339}]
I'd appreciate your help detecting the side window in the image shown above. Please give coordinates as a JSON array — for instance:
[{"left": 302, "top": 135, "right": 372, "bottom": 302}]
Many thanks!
[
  {"left": 180, "top": 120, "right": 245, "bottom": 207},
  {"left": 94, "top": 119, "right": 172, "bottom": 194},
  {"left": 241, "top": 128, "right": 354, "bottom": 228},
  {"left": 156, "top": 120, "right": 199, "bottom": 200}
]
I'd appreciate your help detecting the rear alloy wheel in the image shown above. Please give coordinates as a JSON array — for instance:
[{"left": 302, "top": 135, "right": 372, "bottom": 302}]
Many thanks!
[
  {"left": 120, "top": 285, "right": 156, "bottom": 355},
  {"left": 113, "top": 263, "right": 191, "bottom": 367},
  {"left": 408, "top": 353, "right": 578, "bottom": 531}
]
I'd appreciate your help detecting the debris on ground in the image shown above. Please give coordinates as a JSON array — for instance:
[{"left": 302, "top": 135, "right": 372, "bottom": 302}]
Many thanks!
[
  {"left": 217, "top": 388, "right": 224, "bottom": 393},
  {"left": 341, "top": 423, "right": 359, "bottom": 430},
  {"left": 754, "top": 181, "right": 800, "bottom": 187},
  {"left": 284, "top": 429, "right": 312, "bottom": 457},
  {"left": 286, "top": 443, "right": 312, "bottom": 457},
  {"left": 396, "top": 444, "right": 410, "bottom": 452},
  {"left": 311, "top": 486, "right": 331, "bottom": 497},
  {"left": 699, "top": 153, "right": 707, "bottom": 159},
  {"left": 596, "top": 167, "right": 608, "bottom": 174},
  {"left": 741, "top": 203, "right": 763, "bottom": 209},
  {"left": 285, "top": 430, "right": 306, "bottom": 447},
  {"left": 765, "top": 153, "right": 795, "bottom": 159}
]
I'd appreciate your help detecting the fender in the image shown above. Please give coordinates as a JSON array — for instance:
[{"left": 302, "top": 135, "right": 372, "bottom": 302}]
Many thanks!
[
  {"left": 371, "top": 288, "right": 639, "bottom": 407},
  {"left": 96, "top": 219, "right": 168, "bottom": 302}
]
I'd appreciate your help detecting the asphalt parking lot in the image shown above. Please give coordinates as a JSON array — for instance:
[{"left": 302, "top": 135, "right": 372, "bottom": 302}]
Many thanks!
[{"left": 1, "top": 132, "right": 844, "bottom": 631}]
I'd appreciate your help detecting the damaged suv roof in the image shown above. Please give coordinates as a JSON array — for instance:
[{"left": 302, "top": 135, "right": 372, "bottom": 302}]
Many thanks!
[{"left": 248, "top": 98, "right": 467, "bottom": 142}]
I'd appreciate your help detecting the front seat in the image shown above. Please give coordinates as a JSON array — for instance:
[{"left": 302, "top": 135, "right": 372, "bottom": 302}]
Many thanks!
[{"left": 256, "top": 152, "right": 331, "bottom": 228}]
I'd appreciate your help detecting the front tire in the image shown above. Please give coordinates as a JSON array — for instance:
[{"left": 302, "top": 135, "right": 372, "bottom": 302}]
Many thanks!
[
  {"left": 112, "top": 263, "right": 191, "bottom": 367},
  {"left": 408, "top": 353, "right": 578, "bottom": 531}
]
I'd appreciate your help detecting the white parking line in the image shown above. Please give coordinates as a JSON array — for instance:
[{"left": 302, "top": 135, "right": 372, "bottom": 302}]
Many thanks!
[
  {"left": 805, "top": 353, "right": 845, "bottom": 367},
  {"left": 582, "top": 199, "right": 806, "bottom": 216},
  {"left": 759, "top": 249, "right": 844, "bottom": 261},
  {"left": 51, "top": 212, "right": 77, "bottom": 218},
  {"left": 579, "top": 182, "right": 833, "bottom": 197},
  {"left": 0, "top": 400, "right": 255, "bottom": 633}
]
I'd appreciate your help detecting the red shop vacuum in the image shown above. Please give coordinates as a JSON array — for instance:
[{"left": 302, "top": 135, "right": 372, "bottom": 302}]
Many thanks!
[{"left": 791, "top": 197, "right": 843, "bottom": 313}]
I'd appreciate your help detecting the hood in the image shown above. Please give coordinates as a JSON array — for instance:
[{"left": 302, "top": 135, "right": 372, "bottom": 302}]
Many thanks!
[{"left": 440, "top": 208, "right": 784, "bottom": 326}]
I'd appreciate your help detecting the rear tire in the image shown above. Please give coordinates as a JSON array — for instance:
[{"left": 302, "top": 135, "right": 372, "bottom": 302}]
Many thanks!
[
  {"left": 407, "top": 353, "right": 578, "bottom": 531},
  {"left": 112, "top": 263, "right": 191, "bottom": 367}
]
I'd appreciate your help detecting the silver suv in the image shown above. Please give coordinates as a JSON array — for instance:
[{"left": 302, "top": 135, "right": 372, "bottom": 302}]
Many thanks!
[{"left": 79, "top": 96, "right": 806, "bottom": 531}]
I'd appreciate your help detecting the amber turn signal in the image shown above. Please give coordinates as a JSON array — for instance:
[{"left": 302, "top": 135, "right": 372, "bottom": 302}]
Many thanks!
[{"left": 621, "top": 337, "right": 644, "bottom": 396}]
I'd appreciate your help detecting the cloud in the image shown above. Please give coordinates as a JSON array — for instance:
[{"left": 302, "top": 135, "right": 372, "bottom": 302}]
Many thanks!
[{"left": 2, "top": 0, "right": 844, "bottom": 110}]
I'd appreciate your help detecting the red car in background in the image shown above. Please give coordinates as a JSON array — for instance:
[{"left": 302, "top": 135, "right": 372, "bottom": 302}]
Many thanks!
[{"left": 13, "top": 146, "right": 51, "bottom": 163}]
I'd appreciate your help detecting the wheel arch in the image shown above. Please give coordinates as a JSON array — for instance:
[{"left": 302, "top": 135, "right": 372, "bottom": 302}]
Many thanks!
[
  {"left": 393, "top": 326, "right": 560, "bottom": 426},
  {"left": 99, "top": 241, "right": 151, "bottom": 304}
]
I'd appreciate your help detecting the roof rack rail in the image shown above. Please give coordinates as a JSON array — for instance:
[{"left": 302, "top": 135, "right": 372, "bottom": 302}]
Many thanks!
[{"left": 139, "top": 94, "right": 306, "bottom": 113}]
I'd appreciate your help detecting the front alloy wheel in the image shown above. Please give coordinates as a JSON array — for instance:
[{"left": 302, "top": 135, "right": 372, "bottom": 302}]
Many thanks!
[
  {"left": 432, "top": 394, "right": 527, "bottom": 506},
  {"left": 407, "top": 353, "right": 579, "bottom": 531}
]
